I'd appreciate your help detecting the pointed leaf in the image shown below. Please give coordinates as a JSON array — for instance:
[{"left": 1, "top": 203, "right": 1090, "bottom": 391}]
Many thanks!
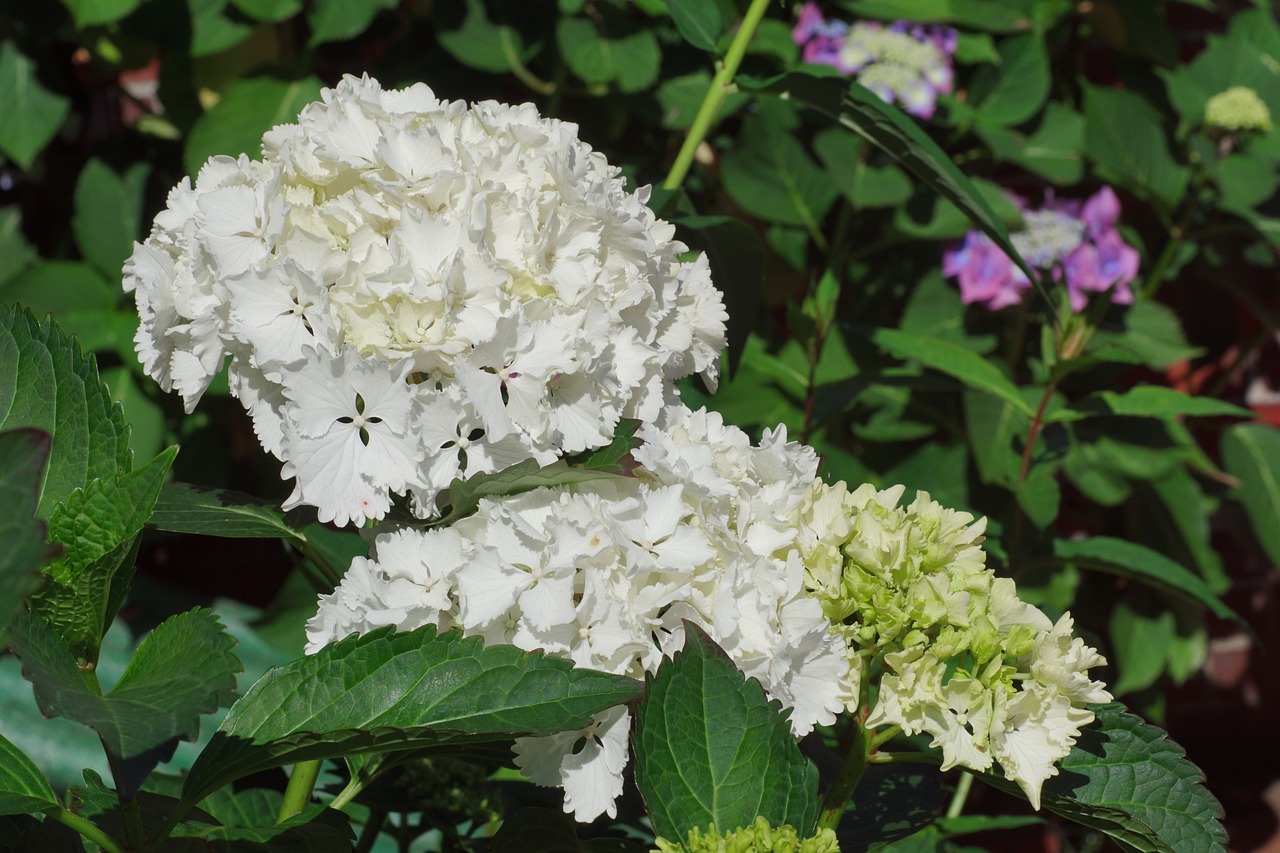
[
  {"left": 0, "top": 42, "right": 70, "bottom": 170},
  {"left": 1052, "top": 537, "right": 1236, "bottom": 621},
  {"left": 720, "top": 111, "right": 838, "bottom": 230},
  {"left": 668, "top": 0, "right": 722, "bottom": 53},
  {"left": 980, "top": 703, "right": 1226, "bottom": 853},
  {"left": 1221, "top": 423, "right": 1280, "bottom": 568},
  {"left": 1083, "top": 86, "right": 1188, "bottom": 210},
  {"left": 1058, "top": 386, "right": 1252, "bottom": 421},
  {"left": 740, "top": 72, "right": 1044, "bottom": 298},
  {"left": 149, "top": 482, "right": 302, "bottom": 540},
  {"left": 33, "top": 446, "right": 178, "bottom": 662},
  {"left": 567, "top": 418, "right": 642, "bottom": 475},
  {"left": 632, "top": 623, "right": 820, "bottom": 841},
  {"left": 12, "top": 608, "right": 240, "bottom": 795},
  {"left": 0, "top": 730, "right": 57, "bottom": 816},
  {"left": 182, "top": 625, "right": 642, "bottom": 804},
  {"left": 184, "top": 76, "right": 324, "bottom": 176},
  {"left": 863, "top": 327, "right": 1034, "bottom": 416},
  {"left": 306, "top": 0, "right": 397, "bottom": 46},
  {"left": 431, "top": 458, "right": 628, "bottom": 528},
  {"left": 72, "top": 159, "right": 150, "bottom": 281},
  {"left": 0, "top": 305, "right": 130, "bottom": 519},
  {"left": 0, "top": 429, "right": 54, "bottom": 644}
]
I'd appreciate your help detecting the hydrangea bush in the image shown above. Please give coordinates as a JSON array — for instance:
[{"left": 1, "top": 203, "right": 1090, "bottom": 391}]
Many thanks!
[{"left": 1, "top": 1, "right": 1264, "bottom": 852}]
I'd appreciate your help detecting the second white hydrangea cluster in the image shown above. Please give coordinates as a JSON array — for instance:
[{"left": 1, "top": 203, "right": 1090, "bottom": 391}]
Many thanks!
[
  {"left": 124, "top": 75, "right": 726, "bottom": 526},
  {"left": 306, "top": 408, "right": 858, "bottom": 822}
]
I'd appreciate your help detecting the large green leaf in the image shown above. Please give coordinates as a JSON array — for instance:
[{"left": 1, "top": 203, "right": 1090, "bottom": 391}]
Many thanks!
[
  {"left": 741, "top": 72, "right": 1043, "bottom": 296},
  {"left": 12, "top": 607, "right": 240, "bottom": 795},
  {"left": 1050, "top": 386, "right": 1253, "bottom": 422},
  {"left": 0, "top": 730, "right": 57, "bottom": 817},
  {"left": 1083, "top": 86, "right": 1188, "bottom": 210},
  {"left": 1051, "top": 537, "right": 1236, "bottom": 620},
  {"left": 979, "top": 103, "right": 1085, "bottom": 185},
  {"left": 59, "top": 0, "right": 143, "bottom": 26},
  {"left": 185, "top": 76, "right": 324, "bottom": 176},
  {"left": 306, "top": 0, "right": 397, "bottom": 46},
  {"left": 667, "top": 0, "right": 722, "bottom": 53},
  {"left": 1109, "top": 594, "right": 1175, "bottom": 695},
  {"left": 1221, "top": 423, "right": 1280, "bottom": 568},
  {"left": 838, "top": 763, "right": 946, "bottom": 853},
  {"left": 33, "top": 446, "right": 177, "bottom": 663},
  {"left": 981, "top": 703, "right": 1226, "bottom": 853},
  {"left": 0, "top": 42, "right": 71, "bottom": 170},
  {"left": 491, "top": 808, "right": 647, "bottom": 852},
  {"left": 0, "top": 305, "right": 131, "bottom": 519},
  {"left": 0, "top": 429, "right": 53, "bottom": 645},
  {"left": 971, "top": 34, "right": 1050, "bottom": 127},
  {"left": 435, "top": 0, "right": 526, "bottom": 74},
  {"left": 150, "top": 482, "right": 302, "bottom": 540},
  {"left": 1162, "top": 12, "right": 1280, "bottom": 126},
  {"left": 720, "top": 108, "right": 838, "bottom": 231},
  {"left": 72, "top": 159, "right": 149, "bottom": 282},
  {"left": 632, "top": 623, "right": 820, "bottom": 842},
  {"left": 182, "top": 625, "right": 642, "bottom": 804},
  {"left": 557, "top": 17, "right": 661, "bottom": 94},
  {"left": 864, "top": 327, "right": 1034, "bottom": 417}
]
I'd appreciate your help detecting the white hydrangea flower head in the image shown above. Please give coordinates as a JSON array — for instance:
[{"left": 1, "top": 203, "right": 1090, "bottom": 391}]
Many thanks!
[
  {"left": 793, "top": 480, "right": 1111, "bottom": 808},
  {"left": 125, "top": 75, "right": 727, "bottom": 526},
  {"left": 305, "top": 406, "right": 857, "bottom": 823}
]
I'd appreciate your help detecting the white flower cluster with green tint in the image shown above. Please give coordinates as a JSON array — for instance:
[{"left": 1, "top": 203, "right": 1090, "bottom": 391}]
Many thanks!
[
  {"left": 653, "top": 817, "right": 840, "bottom": 853},
  {"left": 1205, "top": 85, "right": 1273, "bottom": 132},
  {"left": 306, "top": 408, "right": 857, "bottom": 822},
  {"left": 124, "top": 75, "right": 725, "bottom": 526},
  {"left": 791, "top": 481, "right": 1111, "bottom": 807}
]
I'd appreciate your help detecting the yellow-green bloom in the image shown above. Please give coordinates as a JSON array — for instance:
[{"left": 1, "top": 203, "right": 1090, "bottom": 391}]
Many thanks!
[
  {"left": 1205, "top": 86, "right": 1272, "bottom": 132},
  {"left": 653, "top": 817, "right": 840, "bottom": 853}
]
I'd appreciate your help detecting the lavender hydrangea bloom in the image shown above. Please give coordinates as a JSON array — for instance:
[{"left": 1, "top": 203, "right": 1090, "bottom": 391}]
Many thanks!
[
  {"left": 943, "top": 187, "right": 1140, "bottom": 311},
  {"left": 792, "top": 3, "right": 957, "bottom": 118}
]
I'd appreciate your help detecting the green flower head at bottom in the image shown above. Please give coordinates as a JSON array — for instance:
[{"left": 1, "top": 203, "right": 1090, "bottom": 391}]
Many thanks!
[{"left": 653, "top": 817, "right": 840, "bottom": 853}]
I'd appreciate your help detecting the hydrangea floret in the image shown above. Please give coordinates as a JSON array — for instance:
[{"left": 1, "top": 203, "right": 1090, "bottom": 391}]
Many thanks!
[
  {"left": 789, "top": 481, "right": 1111, "bottom": 807},
  {"left": 1204, "top": 85, "right": 1273, "bottom": 132},
  {"left": 942, "top": 186, "right": 1140, "bottom": 312},
  {"left": 653, "top": 817, "right": 841, "bottom": 853},
  {"left": 306, "top": 407, "right": 858, "bottom": 822},
  {"left": 792, "top": 3, "right": 957, "bottom": 118},
  {"left": 124, "top": 75, "right": 726, "bottom": 526}
]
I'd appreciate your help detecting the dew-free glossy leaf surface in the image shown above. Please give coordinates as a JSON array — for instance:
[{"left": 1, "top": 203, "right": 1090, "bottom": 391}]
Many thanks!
[
  {"left": 1221, "top": 423, "right": 1280, "bottom": 568},
  {"left": 632, "top": 624, "right": 819, "bottom": 842},
  {"left": 0, "top": 429, "right": 53, "bottom": 644},
  {"left": 183, "top": 625, "right": 641, "bottom": 804},
  {"left": 0, "top": 730, "right": 57, "bottom": 817}
]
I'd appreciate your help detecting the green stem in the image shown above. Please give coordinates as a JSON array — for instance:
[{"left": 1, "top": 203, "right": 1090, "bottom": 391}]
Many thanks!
[
  {"left": 662, "top": 0, "right": 772, "bottom": 190},
  {"left": 278, "top": 759, "right": 323, "bottom": 823},
  {"left": 294, "top": 536, "right": 343, "bottom": 589},
  {"left": 51, "top": 806, "right": 125, "bottom": 853},
  {"left": 867, "top": 750, "right": 943, "bottom": 765},
  {"left": 328, "top": 774, "right": 365, "bottom": 812},
  {"left": 945, "top": 770, "right": 974, "bottom": 819},
  {"left": 103, "top": 747, "right": 146, "bottom": 851},
  {"left": 816, "top": 719, "right": 869, "bottom": 832}
]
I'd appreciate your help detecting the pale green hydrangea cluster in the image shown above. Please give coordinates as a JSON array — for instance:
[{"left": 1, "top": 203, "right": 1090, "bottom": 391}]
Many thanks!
[
  {"left": 653, "top": 817, "right": 840, "bottom": 853},
  {"left": 1205, "top": 85, "right": 1273, "bottom": 132},
  {"left": 789, "top": 482, "right": 1111, "bottom": 808}
]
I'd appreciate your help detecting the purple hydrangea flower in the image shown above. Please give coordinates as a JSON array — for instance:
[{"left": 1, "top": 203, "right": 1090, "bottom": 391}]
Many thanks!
[
  {"left": 942, "top": 186, "right": 1140, "bottom": 311},
  {"left": 792, "top": 3, "right": 957, "bottom": 119}
]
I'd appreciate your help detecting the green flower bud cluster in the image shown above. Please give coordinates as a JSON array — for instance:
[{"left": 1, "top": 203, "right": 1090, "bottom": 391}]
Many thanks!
[
  {"left": 1205, "top": 86, "right": 1273, "bottom": 132},
  {"left": 653, "top": 817, "right": 840, "bottom": 853}
]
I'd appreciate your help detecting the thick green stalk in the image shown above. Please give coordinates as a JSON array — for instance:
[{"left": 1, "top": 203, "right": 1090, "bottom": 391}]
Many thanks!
[
  {"left": 278, "top": 759, "right": 323, "bottom": 823},
  {"left": 816, "top": 719, "right": 869, "bottom": 832},
  {"left": 663, "top": 0, "right": 772, "bottom": 190},
  {"left": 51, "top": 806, "right": 125, "bottom": 853}
]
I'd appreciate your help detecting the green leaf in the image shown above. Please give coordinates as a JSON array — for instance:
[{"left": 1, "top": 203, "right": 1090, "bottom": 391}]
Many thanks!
[
  {"left": 1056, "top": 386, "right": 1253, "bottom": 421},
  {"left": 307, "top": 0, "right": 397, "bottom": 46},
  {"left": 1162, "top": 14, "right": 1280, "bottom": 126},
  {"left": 567, "top": 418, "right": 642, "bottom": 475},
  {"left": 72, "top": 159, "right": 149, "bottom": 282},
  {"left": 1083, "top": 86, "right": 1188, "bottom": 210},
  {"left": 491, "top": 808, "right": 647, "bottom": 852},
  {"left": 430, "top": 458, "right": 629, "bottom": 529},
  {"left": 60, "top": 0, "right": 143, "bottom": 26},
  {"left": 1083, "top": 302, "right": 1203, "bottom": 370},
  {"left": 102, "top": 368, "right": 165, "bottom": 462},
  {"left": 185, "top": 76, "right": 324, "bottom": 177},
  {"left": 655, "top": 71, "right": 749, "bottom": 130},
  {"left": 0, "top": 730, "right": 57, "bottom": 817},
  {"left": 0, "top": 305, "right": 131, "bottom": 519},
  {"left": 188, "top": 0, "right": 256, "bottom": 56},
  {"left": 1109, "top": 595, "right": 1174, "bottom": 695},
  {"left": 812, "top": 130, "right": 913, "bottom": 209},
  {"left": 172, "top": 804, "right": 355, "bottom": 848},
  {"left": 150, "top": 481, "right": 302, "bottom": 540},
  {"left": 979, "top": 103, "right": 1085, "bottom": 185},
  {"left": 1221, "top": 423, "right": 1280, "bottom": 568},
  {"left": 981, "top": 703, "right": 1226, "bottom": 853},
  {"left": 557, "top": 17, "right": 662, "bottom": 93},
  {"left": 838, "top": 763, "right": 946, "bottom": 852},
  {"left": 182, "top": 625, "right": 642, "bottom": 804},
  {"left": 971, "top": 34, "right": 1050, "bottom": 126},
  {"left": 865, "top": 327, "right": 1033, "bottom": 416},
  {"left": 632, "top": 623, "right": 819, "bottom": 842},
  {"left": 720, "top": 106, "right": 838, "bottom": 231},
  {"left": 0, "top": 261, "right": 118, "bottom": 321},
  {"left": 34, "top": 446, "right": 177, "bottom": 663},
  {"left": 12, "top": 607, "right": 240, "bottom": 795},
  {"left": 229, "top": 0, "right": 303, "bottom": 22},
  {"left": 435, "top": 0, "right": 526, "bottom": 74},
  {"left": 742, "top": 72, "right": 1044, "bottom": 297},
  {"left": 840, "top": 0, "right": 1032, "bottom": 32},
  {"left": 676, "top": 215, "right": 765, "bottom": 377},
  {"left": 0, "top": 429, "right": 53, "bottom": 645},
  {"left": 1051, "top": 537, "right": 1236, "bottom": 620},
  {"left": 0, "top": 207, "right": 36, "bottom": 287},
  {"left": 667, "top": 0, "right": 722, "bottom": 53},
  {"left": 0, "top": 42, "right": 71, "bottom": 170}
]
